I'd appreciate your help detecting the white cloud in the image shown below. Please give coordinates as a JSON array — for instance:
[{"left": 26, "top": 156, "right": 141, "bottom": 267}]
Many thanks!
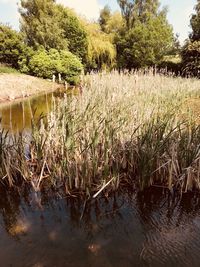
[{"left": 57, "top": 0, "right": 102, "bottom": 20}]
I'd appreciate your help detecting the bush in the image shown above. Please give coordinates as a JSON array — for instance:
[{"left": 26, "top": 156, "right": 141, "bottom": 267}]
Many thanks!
[
  {"left": 28, "top": 49, "right": 83, "bottom": 84},
  {"left": 158, "top": 59, "right": 182, "bottom": 76},
  {"left": 181, "top": 41, "right": 200, "bottom": 77},
  {"left": 18, "top": 46, "right": 35, "bottom": 74},
  {"left": 59, "top": 50, "right": 83, "bottom": 84},
  {"left": 0, "top": 24, "right": 26, "bottom": 69}
]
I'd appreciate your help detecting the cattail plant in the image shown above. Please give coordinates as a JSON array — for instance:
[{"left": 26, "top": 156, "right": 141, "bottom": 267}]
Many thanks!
[{"left": 0, "top": 70, "right": 199, "bottom": 197}]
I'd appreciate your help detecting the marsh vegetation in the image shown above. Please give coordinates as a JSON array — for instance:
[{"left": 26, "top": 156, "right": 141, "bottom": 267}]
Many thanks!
[{"left": 0, "top": 71, "right": 199, "bottom": 197}]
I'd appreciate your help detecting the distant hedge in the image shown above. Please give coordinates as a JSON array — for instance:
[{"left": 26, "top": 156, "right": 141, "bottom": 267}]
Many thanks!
[{"left": 157, "top": 60, "right": 182, "bottom": 76}]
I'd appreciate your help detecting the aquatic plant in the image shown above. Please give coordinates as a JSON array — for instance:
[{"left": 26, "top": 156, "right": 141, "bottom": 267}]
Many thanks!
[{"left": 0, "top": 70, "right": 200, "bottom": 196}]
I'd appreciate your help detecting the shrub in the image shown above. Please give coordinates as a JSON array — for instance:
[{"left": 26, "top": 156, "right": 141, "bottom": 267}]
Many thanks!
[
  {"left": 158, "top": 58, "right": 182, "bottom": 76},
  {"left": 18, "top": 46, "right": 35, "bottom": 74},
  {"left": 28, "top": 49, "right": 83, "bottom": 84},
  {"left": 181, "top": 41, "right": 200, "bottom": 77},
  {"left": 59, "top": 50, "right": 83, "bottom": 84}
]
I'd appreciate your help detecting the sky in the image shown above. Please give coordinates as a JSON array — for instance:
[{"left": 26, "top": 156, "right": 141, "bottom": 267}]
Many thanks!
[{"left": 0, "top": 0, "right": 197, "bottom": 43}]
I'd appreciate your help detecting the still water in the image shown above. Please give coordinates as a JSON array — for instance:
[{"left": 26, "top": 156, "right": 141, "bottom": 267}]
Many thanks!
[
  {"left": 1, "top": 187, "right": 200, "bottom": 267},
  {"left": 0, "top": 91, "right": 200, "bottom": 266},
  {"left": 0, "top": 87, "right": 76, "bottom": 133}
]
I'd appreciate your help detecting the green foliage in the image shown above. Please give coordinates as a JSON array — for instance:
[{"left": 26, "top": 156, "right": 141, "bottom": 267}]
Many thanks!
[
  {"left": 20, "top": 0, "right": 67, "bottom": 50},
  {"left": 116, "top": 13, "right": 173, "bottom": 69},
  {"left": 18, "top": 46, "right": 35, "bottom": 73},
  {"left": 84, "top": 23, "right": 116, "bottom": 70},
  {"left": 181, "top": 41, "right": 200, "bottom": 77},
  {"left": 117, "top": 0, "right": 160, "bottom": 29},
  {"left": 99, "top": 5, "right": 111, "bottom": 32},
  {"left": 0, "top": 64, "right": 19, "bottom": 74},
  {"left": 103, "top": 11, "right": 125, "bottom": 35},
  {"left": 19, "top": 0, "right": 88, "bottom": 63},
  {"left": 181, "top": 1, "right": 200, "bottom": 78},
  {"left": 158, "top": 60, "right": 181, "bottom": 76},
  {"left": 190, "top": 0, "right": 200, "bottom": 41},
  {"left": 57, "top": 5, "right": 88, "bottom": 62},
  {"left": 59, "top": 50, "right": 83, "bottom": 84},
  {"left": 28, "top": 49, "right": 83, "bottom": 84},
  {"left": 0, "top": 24, "right": 26, "bottom": 68}
]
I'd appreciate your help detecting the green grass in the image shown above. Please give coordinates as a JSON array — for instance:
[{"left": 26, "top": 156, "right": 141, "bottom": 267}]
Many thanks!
[
  {"left": 0, "top": 70, "right": 200, "bottom": 197},
  {"left": 0, "top": 65, "right": 19, "bottom": 74}
]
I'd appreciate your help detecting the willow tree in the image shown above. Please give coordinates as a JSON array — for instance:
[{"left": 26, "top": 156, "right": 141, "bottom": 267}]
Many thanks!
[{"left": 83, "top": 22, "right": 116, "bottom": 70}]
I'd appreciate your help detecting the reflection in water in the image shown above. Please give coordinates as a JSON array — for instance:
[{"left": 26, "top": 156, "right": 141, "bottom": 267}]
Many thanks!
[
  {"left": 0, "top": 187, "right": 200, "bottom": 266},
  {"left": 0, "top": 90, "right": 200, "bottom": 266},
  {"left": 0, "top": 88, "right": 74, "bottom": 133}
]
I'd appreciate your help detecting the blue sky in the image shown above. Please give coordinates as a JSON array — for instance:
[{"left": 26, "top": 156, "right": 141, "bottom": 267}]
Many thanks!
[{"left": 0, "top": 0, "right": 197, "bottom": 43}]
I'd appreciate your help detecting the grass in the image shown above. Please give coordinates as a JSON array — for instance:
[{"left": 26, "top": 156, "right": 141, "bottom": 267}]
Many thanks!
[
  {"left": 0, "top": 72, "right": 63, "bottom": 102},
  {"left": 0, "top": 70, "right": 200, "bottom": 197},
  {"left": 0, "top": 65, "right": 19, "bottom": 74}
]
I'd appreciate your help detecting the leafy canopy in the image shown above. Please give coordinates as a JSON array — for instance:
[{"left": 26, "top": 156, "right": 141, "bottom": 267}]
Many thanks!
[
  {"left": 116, "top": 0, "right": 173, "bottom": 68},
  {"left": 83, "top": 22, "right": 116, "bottom": 70},
  {"left": 19, "top": 0, "right": 88, "bottom": 62},
  {"left": 190, "top": 0, "right": 200, "bottom": 41},
  {"left": 0, "top": 24, "right": 26, "bottom": 68}
]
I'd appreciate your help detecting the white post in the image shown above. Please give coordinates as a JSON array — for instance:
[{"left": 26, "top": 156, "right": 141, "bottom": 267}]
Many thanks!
[{"left": 58, "top": 73, "right": 62, "bottom": 83}]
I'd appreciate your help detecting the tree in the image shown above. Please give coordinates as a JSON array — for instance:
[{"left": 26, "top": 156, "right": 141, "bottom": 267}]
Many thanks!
[
  {"left": 99, "top": 10, "right": 125, "bottom": 36},
  {"left": 190, "top": 0, "right": 200, "bottom": 41},
  {"left": 115, "top": 0, "right": 173, "bottom": 69},
  {"left": 99, "top": 5, "right": 111, "bottom": 32},
  {"left": 182, "top": 41, "right": 200, "bottom": 77},
  {"left": 20, "top": 0, "right": 67, "bottom": 50},
  {"left": 117, "top": 0, "right": 135, "bottom": 29},
  {"left": 19, "top": 0, "right": 88, "bottom": 62},
  {"left": 181, "top": 1, "right": 200, "bottom": 77},
  {"left": 117, "top": 0, "right": 160, "bottom": 29},
  {"left": 0, "top": 24, "right": 26, "bottom": 68},
  {"left": 56, "top": 5, "right": 88, "bottom": 62},
  {"left": 83, "top": 22, "right": 116, "bottom": 70}
]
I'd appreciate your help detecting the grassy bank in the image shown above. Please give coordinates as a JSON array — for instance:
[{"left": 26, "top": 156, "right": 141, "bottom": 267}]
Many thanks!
[
  {"left": 0, "top": 71, "right": 200, "bottom": 197},
  {"left": 0, "top": 73, "right": 63, "bottom": 103}
]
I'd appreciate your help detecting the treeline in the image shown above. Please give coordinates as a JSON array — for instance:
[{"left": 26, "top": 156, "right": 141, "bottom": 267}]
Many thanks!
[{"left": 0, "top": 0, "right": 200, "bottom": 82}]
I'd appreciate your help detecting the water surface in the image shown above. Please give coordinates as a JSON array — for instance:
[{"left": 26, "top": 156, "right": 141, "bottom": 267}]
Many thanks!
[
  {"left": 0, "top": 87, "right": 75, "bottom": 133},
  {"left": 1, "top": 90, "right": 200, "bottom": 267},
  {"left": 1, "top": 187, "right": 200, "bottom": 267}
]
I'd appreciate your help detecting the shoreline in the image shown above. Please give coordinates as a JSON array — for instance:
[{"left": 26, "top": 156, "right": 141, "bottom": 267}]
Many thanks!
[{"left": 0, "top": 73, "right": 65, "bottom": 105}]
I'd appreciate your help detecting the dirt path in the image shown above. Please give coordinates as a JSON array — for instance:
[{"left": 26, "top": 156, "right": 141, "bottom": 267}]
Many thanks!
[{"left": 0, "top": 73, "right": 63, "bottom": 104}]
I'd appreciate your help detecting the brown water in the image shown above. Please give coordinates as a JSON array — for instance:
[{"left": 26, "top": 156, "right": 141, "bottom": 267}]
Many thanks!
[
  {"left": 0, "top": 87, "right": 76, "bottom": 133},
  {"left": 1, "top": 91, "right": 200, "bottom": 266},
  {"left": 1, "top": 187, "right": 200, "bottom": 267}
]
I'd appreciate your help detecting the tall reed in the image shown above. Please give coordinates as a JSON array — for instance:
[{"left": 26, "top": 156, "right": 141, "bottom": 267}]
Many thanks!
[{"left": 0, "top": 70, "right": 200, "bottom": 196}]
